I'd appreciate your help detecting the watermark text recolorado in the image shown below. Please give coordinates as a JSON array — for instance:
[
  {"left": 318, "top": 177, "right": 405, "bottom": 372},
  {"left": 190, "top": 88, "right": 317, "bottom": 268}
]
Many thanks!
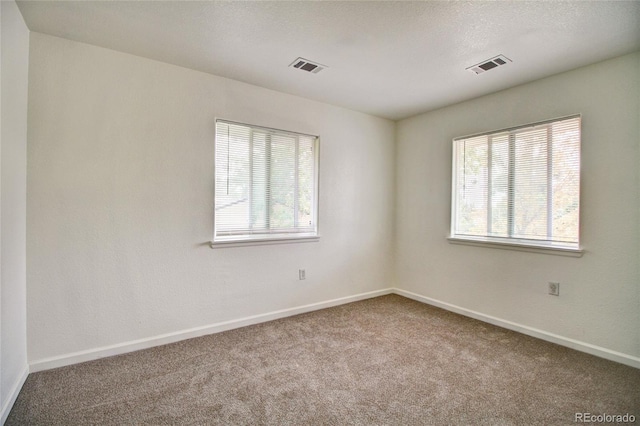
[{"left": 575, "top": 413, "right": 635, "bottom": 423}]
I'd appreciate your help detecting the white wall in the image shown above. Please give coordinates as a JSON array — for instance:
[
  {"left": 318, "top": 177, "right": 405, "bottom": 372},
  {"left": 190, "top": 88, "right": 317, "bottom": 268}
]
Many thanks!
[
  {"left": 19, "top": 18, "right": 640, "bottom": 379},
  {"left": 396, "top": 52, "right": 640, "bottom": 360},
  {"left": 1, "top": 0, "right": 30, "bottom": 422},
  {"left": 26, "top": 33, "right": 396, "bottom": 364}
]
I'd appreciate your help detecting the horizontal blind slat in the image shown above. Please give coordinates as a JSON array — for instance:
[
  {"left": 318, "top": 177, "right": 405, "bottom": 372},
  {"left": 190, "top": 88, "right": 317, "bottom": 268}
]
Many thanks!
[
  {"left": 214, "top": 120, "right": 319, "bottom": 242},
  {"left": 452, "top": 116, "right": 580, "bottom": 248}
]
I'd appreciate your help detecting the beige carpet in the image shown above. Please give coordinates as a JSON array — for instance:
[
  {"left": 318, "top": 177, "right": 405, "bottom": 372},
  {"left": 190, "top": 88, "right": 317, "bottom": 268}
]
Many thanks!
[{"left": 7, "top": 295, "right": 640, "bottom": 425}]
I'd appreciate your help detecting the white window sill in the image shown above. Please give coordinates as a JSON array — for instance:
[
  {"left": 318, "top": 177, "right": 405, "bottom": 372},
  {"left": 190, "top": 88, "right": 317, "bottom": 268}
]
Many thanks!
[
  {"left": 447, "top": 236, "right": 583, "bottom": 257},
  {"left": 210, "top": 235, "right": 320, "bottom": 249}
]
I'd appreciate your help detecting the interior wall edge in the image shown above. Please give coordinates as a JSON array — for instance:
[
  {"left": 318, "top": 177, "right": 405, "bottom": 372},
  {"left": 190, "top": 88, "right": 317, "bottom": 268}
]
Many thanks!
[
  {"left": 395, "top": 288, "right": 640, "bottom": 370},
  {"left": 29, "top": 288, "right": 394, "bottom": 373},
  {"left": 0, "top": 363, "right": 28, "bottom": 425},
  {"left": 28, "top": 287, "right": 640, "bottom": 375}
]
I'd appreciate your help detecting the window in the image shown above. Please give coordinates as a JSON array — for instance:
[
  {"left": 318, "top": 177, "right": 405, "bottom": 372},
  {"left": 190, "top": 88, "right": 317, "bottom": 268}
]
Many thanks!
[
  {"left": 213, "top": 119, "right": 319, "bottom": 245},
  {"left": 450, "top": 115, "right": 581, "bottom": 252}
]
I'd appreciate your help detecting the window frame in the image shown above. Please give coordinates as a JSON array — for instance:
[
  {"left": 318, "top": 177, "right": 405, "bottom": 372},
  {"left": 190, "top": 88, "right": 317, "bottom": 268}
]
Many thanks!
[
  {"left": 449, "top": 114, "right": 583, "bottom": 257},
  {"left": 211, "top": 119, "right": 320, "bottom": 248}
]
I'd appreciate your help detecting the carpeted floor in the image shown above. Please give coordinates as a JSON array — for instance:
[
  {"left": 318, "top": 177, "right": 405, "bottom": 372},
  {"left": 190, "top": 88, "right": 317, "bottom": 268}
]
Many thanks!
[{"left": 7, "top": 295, "right": 640, "bottom": 425}]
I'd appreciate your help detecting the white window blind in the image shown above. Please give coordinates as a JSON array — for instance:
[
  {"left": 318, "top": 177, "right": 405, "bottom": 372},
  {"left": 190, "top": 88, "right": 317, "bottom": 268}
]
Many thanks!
[
  {"left": 214, "top": 120, "right": 319, "bottom": 243},
  {"left": 451, "top": 115, "right": 581, "bottom": 250}
]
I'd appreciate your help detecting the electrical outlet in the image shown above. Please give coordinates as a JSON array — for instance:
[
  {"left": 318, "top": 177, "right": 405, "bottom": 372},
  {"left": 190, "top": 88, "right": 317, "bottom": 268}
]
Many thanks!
[
  {"left": 548, "top": 282, "right": 560, "bottom": 296},
  {"left": 299, "top": 269, "right": 306, "bottom": 280}
]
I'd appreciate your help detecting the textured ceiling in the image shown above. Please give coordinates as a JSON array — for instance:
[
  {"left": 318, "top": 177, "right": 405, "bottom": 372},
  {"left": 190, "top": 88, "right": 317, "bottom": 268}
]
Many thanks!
[{"left": 16, "top": 1, "right": 640, "bottom": 120}]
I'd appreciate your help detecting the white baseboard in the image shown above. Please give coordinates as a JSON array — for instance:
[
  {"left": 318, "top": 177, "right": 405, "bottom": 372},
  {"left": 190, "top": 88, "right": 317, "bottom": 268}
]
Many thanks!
[
  {"left": 394, "top": 288, "right": 640, "bottom": 370},
  {"left": 29, "top": 288, "right": 393, "bottom": 373},
  {"left": 29, "top": 286, "right": 640, "bottom": 374},
  {"left": 1, "top": 363, "right": 29, "bottom": 425}
]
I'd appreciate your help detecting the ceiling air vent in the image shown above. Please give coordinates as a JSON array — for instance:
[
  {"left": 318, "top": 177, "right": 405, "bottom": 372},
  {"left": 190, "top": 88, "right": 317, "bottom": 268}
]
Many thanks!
[
  {"left": 467, "top": 55, "right": 511, "bottom": 75},
  {"left": 289, "top": 57, "right": 326, "bottom": 74}
]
